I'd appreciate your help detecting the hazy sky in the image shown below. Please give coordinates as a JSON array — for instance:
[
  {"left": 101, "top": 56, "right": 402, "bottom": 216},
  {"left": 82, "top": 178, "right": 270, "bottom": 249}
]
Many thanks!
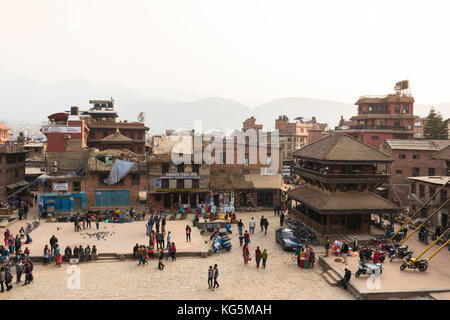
[{"left": 2, "top": 0, "right": 450, "bottom": 105}]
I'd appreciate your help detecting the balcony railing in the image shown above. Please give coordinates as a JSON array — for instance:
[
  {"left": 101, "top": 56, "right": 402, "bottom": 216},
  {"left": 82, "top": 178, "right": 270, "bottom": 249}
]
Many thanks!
[
  {"left": 353, "top": 125, "right": 411, "bottom": 130},
  {"left": 292, "top": 166, "right": 389, "bottom": 182},
  {"left": 290, "top": 208, "right": 345, "bottom": 235}
]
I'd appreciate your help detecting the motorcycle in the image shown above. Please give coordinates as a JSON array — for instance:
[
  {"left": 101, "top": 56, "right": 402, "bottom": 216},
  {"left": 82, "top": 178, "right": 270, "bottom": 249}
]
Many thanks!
[
  {"left": 389, "top": 245, "right": 413, "bottom": 262},
  {"left": 212, "top": 235, "right": 232, "bottom": 252},
  {"left": 418, "top": 228, "right": 429, "bottom": 245},
  {"left": 200, "top": 223, "right": 220, "bottom": 235},
  {"left": 169, "top": 211, "right": 178, "bottom": 221},
  {"left": 400, "top": 257, "right": 428, "bottom": 272},
  {"left": 355, "top": 260, "right": 383, "bottom": 277}
]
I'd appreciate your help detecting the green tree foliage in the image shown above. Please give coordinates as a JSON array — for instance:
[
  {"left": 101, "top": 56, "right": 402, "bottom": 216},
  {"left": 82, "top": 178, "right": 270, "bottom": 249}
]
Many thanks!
[{"left": 423, "top": 107, "right": 449, "bottom": 140}]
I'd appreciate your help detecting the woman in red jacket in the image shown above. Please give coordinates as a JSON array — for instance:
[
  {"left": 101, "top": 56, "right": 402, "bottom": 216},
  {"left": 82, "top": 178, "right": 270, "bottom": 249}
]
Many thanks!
[
  {"left": 373, "top": 249, "right": 380, "bottom": 264},
  {"left": 255, "top": 247, "right": 262, "bottom": 268},
  {"left": 170, "top": 242, "right": 176, "bottom": 261}
]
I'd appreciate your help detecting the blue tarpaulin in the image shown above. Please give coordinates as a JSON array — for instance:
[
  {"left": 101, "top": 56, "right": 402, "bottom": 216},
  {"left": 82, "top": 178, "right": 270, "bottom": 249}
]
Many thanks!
[{"left": 104, "top": 159, "right": 135, "bottom": 185}]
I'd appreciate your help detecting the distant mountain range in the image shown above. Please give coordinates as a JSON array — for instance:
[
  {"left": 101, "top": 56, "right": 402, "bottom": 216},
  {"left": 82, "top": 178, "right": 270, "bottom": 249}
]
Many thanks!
[{"left": 1, "top": 77, "right": 449, "bottom": 136}]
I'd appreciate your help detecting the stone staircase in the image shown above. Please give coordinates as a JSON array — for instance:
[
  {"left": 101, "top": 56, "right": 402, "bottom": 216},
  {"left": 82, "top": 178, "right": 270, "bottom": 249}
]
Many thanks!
[{"left": 321, "top": 269, "right": 342, "bottom": 287}]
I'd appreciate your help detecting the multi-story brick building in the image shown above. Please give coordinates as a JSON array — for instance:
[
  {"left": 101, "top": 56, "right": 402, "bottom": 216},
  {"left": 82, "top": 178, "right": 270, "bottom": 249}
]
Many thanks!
[
  {"left": 379, "top": 139, "right": 450, "bottom": 184},
  {"left": 83, "top": 100, "right": 148, "bottom": 155},
  {"left": 86, "top": 148, "right": 149, "bottom": 208},
  {"left": 413, "top": 116, "right": 425, "bottom": 139},
  {"left": 406, "top": 176, "right": 449, "bottom": 230},
  {"left": 0, "top": 144, "right": 28, "bottom": 199},
  {"left": 0, "top": 123, "right": 11, "bottom": 145},
  {"left": 275, "top": 115, "right": 327, "bottom": 166},
  {"left": 335, "top": 81, "right": 415, "bottom": 148},
  {"left": 378, "top": 139, "right": 450, "bottom": 206}
]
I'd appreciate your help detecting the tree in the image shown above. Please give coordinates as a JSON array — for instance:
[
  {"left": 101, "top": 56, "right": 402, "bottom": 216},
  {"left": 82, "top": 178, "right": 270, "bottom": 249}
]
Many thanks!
[
  {"left": 138, "top": 112, "right": 145, "bottom": 123},
  {"left": 423, "top": 108, "right": 449, "bottom": 140}
]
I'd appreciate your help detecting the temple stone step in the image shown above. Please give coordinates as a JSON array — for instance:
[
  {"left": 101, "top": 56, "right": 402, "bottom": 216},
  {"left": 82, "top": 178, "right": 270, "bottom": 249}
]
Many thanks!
[{"left": 322, "top": 271, "right": 338, "bottom": 287}]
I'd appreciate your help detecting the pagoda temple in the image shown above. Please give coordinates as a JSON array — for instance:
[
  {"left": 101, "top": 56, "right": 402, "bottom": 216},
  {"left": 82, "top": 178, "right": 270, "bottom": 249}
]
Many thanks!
[{"left": 288, "top": 134, "right": 398, "bottom": 238}]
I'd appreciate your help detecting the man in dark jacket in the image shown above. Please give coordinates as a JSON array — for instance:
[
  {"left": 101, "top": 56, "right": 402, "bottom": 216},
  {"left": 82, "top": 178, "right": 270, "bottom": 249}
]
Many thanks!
[
  {"left": 341, "top": 242, "right": 349, "bottom": 265},
  {"left": 260, "top": 216, "right": 265, "bottom": 232},
  {"left": 50, "top": 235, "right": 58, "bottom": 255},
  {"left": 279, "top": 212, "right": 285, "bottom": 227},
  {"left": 341, "top": 268, "right": 351, "bottom": 290},
  {"left": 24, "top": 260, "right": 33, "bottom": 285},
  {"left": 263, "top": 218, "right": 269, "bottom": 235},
  {"left": 324, "top": 238, "right": 331, "bottom": 257},
  {"left": 64, "top": 246, "right": 72, "bottom": 262}
]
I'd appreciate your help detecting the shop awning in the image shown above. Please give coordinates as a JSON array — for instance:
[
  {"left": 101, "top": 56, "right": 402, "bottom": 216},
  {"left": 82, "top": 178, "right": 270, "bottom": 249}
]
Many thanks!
[
  {"left": 16, "top": 180, "right": 29, "bottom": 187},
  {"left": 6, "top": 183, "right": 18, "bottom": 189}
]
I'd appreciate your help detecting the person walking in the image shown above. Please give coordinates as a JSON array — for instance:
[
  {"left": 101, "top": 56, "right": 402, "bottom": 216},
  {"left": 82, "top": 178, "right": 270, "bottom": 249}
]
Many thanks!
[
  {"left": 263, "top": 218, "right": 269, "bottom": 235},
  {"left": 299, "top": 247, "right": 306, "bottom": 268},
  {"left": 170, "top": 242, "right": 176, "bottom": 261},
  {"left": 341, "top": 242, "right": 349, "bottom": 265},
  {"left": 255, "top": 246, "right": 262, "bottom": 268},
  {"left": 261, "top": 248, "right": 268, "bottom": 269},
  {"left": 158, "top": 250, "right": 165, "bottom": 270},
  {"left": 212, "top": 264, "right": 219, "bottom": 291},
  {"left": 155, "top": 217, "right": 160, "bottom": 234},
  {"left": 273, "top": 204, "right": 277, "bottom": 216},
  {"left": 249, "top": 218, "right": 256, "bottom": 234},
  {"left": 23, "top": 259, "right": 33, "bottom": 285},
  {"left": 324, "top": 237, "right": 331, "bottom": 257},
  {"left": 244, "top": 230, "right": 250, "bottom": 246},
  {"left": 43, "top": 245, "right": 50, "bottom": 266},
  {"left": 260, "top": 216, "right": 265, "bottom": 232},
  {"left": 280, "top": 212, "right": 285, "bottom": 227},
  {"left": 208, "top": 266, "right": 214, "bottom": 289},
  {"left": 353, "top": 236, "right": 358, "bottom": 252},
  {"left": 166, "top": 231, "right": 172, "bottom": 249},
  {"left": 305, "top": 247, "right": 310, "bottom": 269},
  {"left": 186, "top": 225, "right": 192, "bottom": 242},
  {"left": 95, "top": 218, "right": 100, "bottom": 230},
  {"left": 86, "top": 215, "right": 91, "bottom": 229},
  {"left": 242, "top": 244, "right": 250, "bottom": 264},
  {"left": 166, "top": 242, "right": 172, "bottom": 261},
  {"left": 309, "top": 247, "right": 315, "bottom": 268},
  {"left": 237, "top": 220, "right": 244, "bottom": 236}
]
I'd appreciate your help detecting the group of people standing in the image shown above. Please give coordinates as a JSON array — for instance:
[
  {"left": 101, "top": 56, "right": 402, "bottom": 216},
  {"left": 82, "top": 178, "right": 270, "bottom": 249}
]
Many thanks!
[
  {"left": 0, "top": 258, "right": 34, "bottom": 293},
  {"left": 2, "top": 228, "right": 31, "bottom": 262},
  {"left": 295, "top": 246, "right": 316, "bottom": 269},
  {"left": 138, "top": 211, "right": 177, "bottom": 268}
]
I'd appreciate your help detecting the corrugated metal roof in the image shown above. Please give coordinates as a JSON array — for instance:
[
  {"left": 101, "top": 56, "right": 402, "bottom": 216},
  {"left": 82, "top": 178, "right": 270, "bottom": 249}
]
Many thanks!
[
  {"left": 406, "top": 176, "right": 450, "bottom": 185},
  {"left": 384, "top": 139, "right": 450, "bottom": 151}
]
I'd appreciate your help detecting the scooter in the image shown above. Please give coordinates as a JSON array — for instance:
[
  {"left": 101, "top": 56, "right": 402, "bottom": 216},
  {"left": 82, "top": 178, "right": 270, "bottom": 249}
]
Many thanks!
[
  {"left": 212, "top": 235, "right": 232, "bottom": 252},
  {"left": 355, "top": 260, "right": 383, "bottom": 277},
  {"left": 400, "top": 257, "right": 428, "bottom": 272},
  {"left": 389, "top": 245, "right": 413, "bottom": 262}
]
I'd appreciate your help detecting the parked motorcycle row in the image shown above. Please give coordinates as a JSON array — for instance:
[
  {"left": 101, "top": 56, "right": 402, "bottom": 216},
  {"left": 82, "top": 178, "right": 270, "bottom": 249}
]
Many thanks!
[{"left": 199, "top": 222, "right": 233, "bottom": 253}]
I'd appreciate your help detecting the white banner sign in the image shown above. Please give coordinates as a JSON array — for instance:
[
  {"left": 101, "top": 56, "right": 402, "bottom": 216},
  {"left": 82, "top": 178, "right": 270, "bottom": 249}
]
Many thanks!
[
  {"left": 42, "top": 126, "right": 81, "bottom": 134},
  {"left": 53, "top": 183, "right": 69, "bottom": 191}
]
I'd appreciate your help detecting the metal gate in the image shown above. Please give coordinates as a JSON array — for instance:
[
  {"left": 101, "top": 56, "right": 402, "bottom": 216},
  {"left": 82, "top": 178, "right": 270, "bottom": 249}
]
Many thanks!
[{"left": 95, "top": 190, "right": 130, "bottom": 207}]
